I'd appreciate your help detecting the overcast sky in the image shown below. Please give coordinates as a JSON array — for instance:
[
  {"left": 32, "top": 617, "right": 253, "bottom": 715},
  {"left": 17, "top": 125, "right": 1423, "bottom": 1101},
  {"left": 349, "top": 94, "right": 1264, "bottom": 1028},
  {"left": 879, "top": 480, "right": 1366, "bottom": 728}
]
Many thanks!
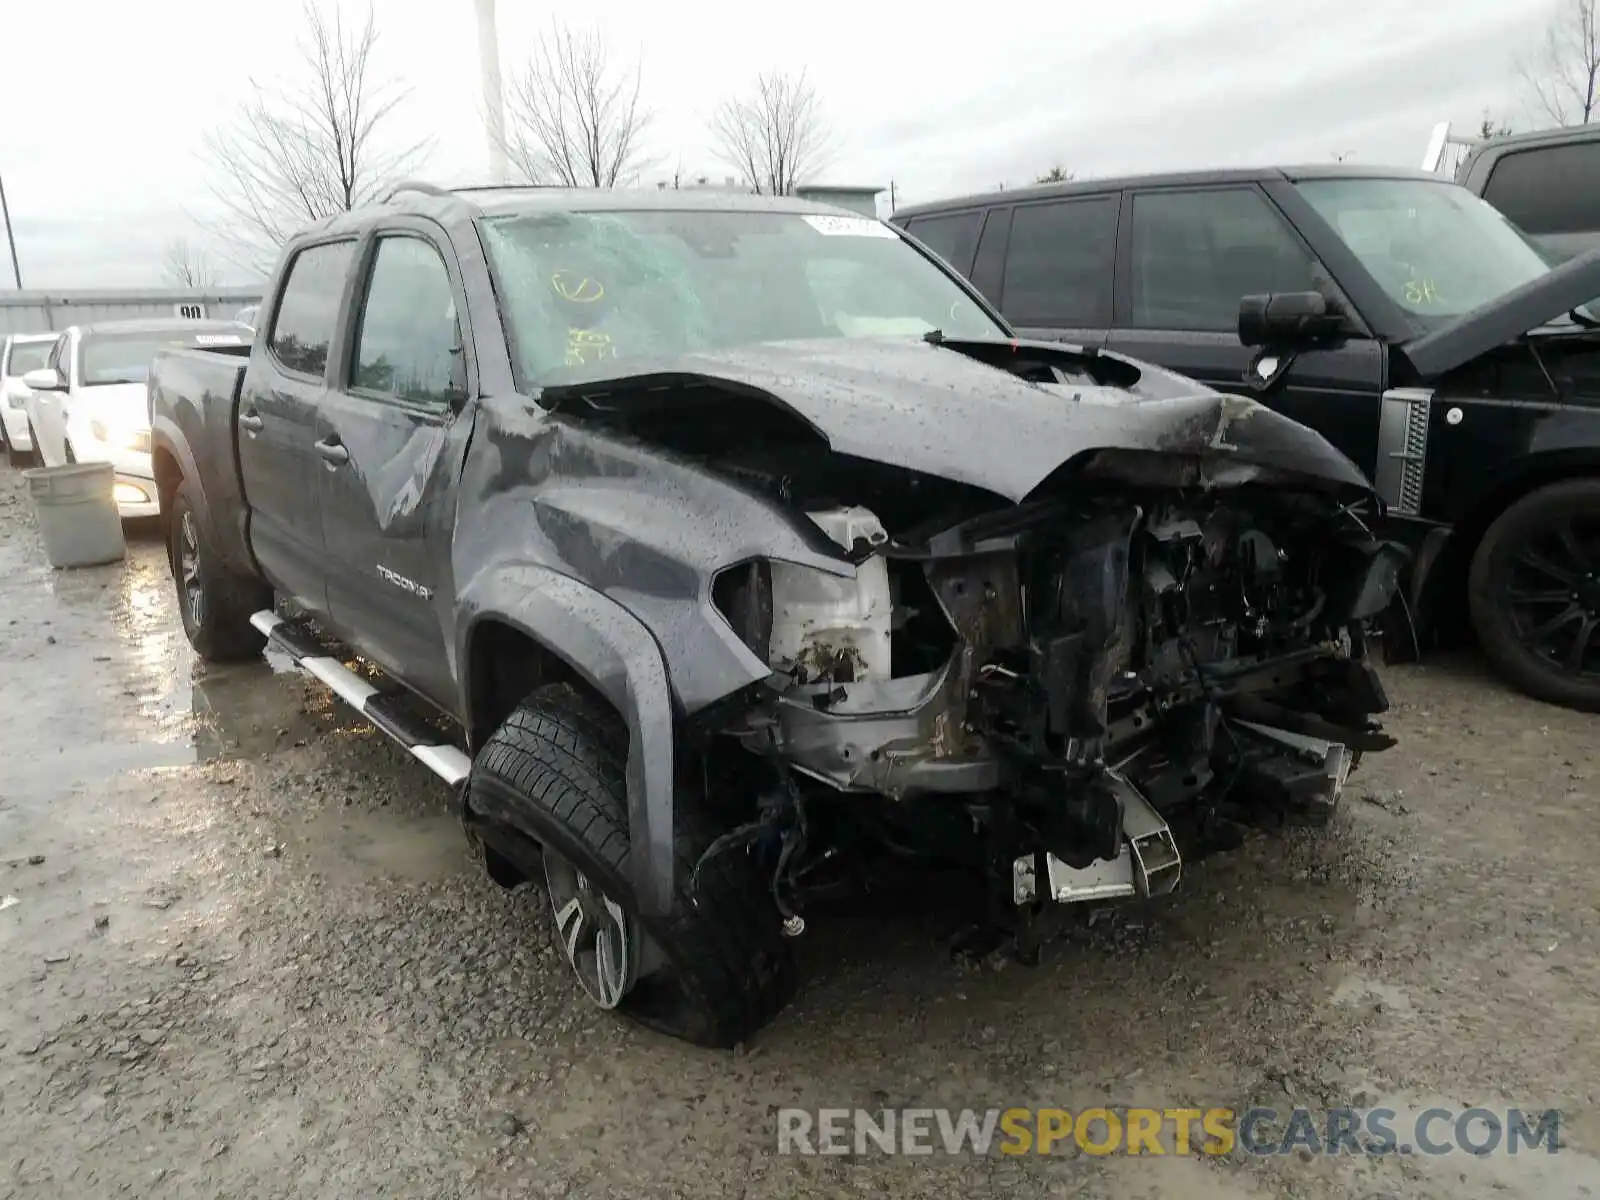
[{"left": 0, "top": 0, "right": 1554, "bottom": 289}]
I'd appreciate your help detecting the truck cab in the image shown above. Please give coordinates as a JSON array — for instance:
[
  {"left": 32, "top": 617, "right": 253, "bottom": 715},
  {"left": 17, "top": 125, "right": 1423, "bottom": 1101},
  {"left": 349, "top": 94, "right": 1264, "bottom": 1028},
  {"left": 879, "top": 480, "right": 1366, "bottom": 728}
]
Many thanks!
[{"left": 893, "top": 167, "right": 1600, "bottom": 712}]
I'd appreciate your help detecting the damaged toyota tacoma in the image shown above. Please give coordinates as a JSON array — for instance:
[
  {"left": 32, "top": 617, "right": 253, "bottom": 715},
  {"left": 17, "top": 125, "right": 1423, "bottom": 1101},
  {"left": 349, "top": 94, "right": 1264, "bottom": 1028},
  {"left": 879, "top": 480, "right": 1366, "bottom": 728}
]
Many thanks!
[{"left": 148, "top": 184, "right": 1404, "bottom": 1047}]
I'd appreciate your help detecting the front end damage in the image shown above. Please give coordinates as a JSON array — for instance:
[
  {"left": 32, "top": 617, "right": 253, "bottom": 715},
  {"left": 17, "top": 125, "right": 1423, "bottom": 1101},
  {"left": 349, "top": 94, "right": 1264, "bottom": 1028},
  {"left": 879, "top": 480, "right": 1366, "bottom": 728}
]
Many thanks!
[{"left": 705, "top": 451, "right": 1402, "bottom": 948}]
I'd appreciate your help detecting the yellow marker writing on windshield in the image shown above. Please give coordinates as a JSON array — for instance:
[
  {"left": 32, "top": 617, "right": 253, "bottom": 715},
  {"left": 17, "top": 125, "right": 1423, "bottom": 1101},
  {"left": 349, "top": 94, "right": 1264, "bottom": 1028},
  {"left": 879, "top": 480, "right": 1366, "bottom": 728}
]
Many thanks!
[
  {"left": 552, "top": 271, "right": 605, "bottom": 303},
  {"left": 1403, "top": 278, "right": 1441, "bottom": 305},
  {"left": 566, "top": 327, "right": 616, "bottom": 366}
]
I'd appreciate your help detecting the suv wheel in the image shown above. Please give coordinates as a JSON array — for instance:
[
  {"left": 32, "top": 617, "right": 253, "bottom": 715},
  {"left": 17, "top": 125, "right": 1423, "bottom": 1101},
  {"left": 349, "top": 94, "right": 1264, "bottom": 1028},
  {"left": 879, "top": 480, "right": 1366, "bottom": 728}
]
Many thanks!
[
  {"left": 469, "top": 683, "right": 797, "bottom": 1047},
  {"left": 169, "top": 477, "right": 273, "bottom": 662},
  {"left": 1468, "top": 478, "right": 1600, "bottom": 711}
]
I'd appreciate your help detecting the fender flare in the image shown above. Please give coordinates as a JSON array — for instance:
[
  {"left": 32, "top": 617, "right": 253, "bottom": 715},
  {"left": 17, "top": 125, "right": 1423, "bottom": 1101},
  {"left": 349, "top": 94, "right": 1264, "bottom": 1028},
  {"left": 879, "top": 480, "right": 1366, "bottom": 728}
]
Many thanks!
[
  {"left": 150, "top": 418, "right": 220, "bottom": 544},
  {"left": 457, "top": 566, "right": 677, "bottom": 918}
]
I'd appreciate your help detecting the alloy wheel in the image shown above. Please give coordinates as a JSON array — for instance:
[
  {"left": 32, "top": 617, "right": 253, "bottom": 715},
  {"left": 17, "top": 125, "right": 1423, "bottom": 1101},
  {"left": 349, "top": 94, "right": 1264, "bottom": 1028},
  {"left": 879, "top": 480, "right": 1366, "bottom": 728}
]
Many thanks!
[
  {"left": 1499, "top": 515, "right": 1600, "bottom": 680},
  {"left": 542, "top": 851, "right": 639, "bottom": 1009},
  {"left": 179, "top": 510, "right": 205, "bottom": 631}
]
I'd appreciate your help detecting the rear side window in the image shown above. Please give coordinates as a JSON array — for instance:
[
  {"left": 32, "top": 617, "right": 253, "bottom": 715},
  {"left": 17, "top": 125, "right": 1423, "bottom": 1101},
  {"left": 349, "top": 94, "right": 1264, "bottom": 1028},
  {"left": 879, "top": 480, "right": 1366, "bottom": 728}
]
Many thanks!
[
  {"left": 1128, "top": 188, "right": 1318, "bottom": 332},
  {"left": 903, "top": 212, "right": 983, "bottom": 275},
  {"left": 1482, "top": 141, "right": 1600, "bottom": 235},
  {"left": 269, "top": 240, "right": 356, "bottom": 377},
  {"left": 999, "top": 197, "right": 1117, "bottom": 327}
]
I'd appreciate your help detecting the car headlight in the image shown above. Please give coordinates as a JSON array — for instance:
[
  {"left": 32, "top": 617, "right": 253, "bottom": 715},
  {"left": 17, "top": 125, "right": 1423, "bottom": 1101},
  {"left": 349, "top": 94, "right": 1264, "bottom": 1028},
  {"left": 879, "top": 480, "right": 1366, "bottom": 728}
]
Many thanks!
[
  {"left": 89, "top": 418, "right": 151, "bottom": 452},
  {"left": 5, "top": 394, "right": 24, "bottom": 410}
]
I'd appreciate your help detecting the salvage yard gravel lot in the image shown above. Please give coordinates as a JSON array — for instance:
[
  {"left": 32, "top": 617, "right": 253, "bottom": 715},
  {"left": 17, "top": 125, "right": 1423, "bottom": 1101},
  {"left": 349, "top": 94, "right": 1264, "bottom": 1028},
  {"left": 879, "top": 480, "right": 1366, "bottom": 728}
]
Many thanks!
[{"left": 1, "top": 462, "right": 1598, "bottom": 1200}]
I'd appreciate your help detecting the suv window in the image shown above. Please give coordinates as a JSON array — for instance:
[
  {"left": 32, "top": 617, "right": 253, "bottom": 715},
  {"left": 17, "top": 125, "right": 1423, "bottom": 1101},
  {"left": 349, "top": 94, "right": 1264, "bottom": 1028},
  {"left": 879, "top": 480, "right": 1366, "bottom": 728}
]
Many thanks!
[
  {"left": 270, "top": 240, "right": 356, "bottom": 377},
  {"left": 351, "top": 236, "right": 464, "bottom": 406},
  {"left": 903, "top": 212, "right": 982, "bottom": 274},
  {"left": 1000, "top": 197, "right": 1117, "bottom": 326},
  {"left": 1128, "top": 188, "right": 1318, "bottom": 332},
  {"left": 1482, "top": 141, "right": 1600, "bottom": 235}
]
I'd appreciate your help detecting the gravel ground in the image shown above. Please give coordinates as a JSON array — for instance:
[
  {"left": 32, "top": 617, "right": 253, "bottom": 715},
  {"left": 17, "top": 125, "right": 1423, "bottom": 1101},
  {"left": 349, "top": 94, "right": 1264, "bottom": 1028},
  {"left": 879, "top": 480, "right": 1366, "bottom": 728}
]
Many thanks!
[{"left": 1, "top": 461, "right": 1598, "bottom": 1200}]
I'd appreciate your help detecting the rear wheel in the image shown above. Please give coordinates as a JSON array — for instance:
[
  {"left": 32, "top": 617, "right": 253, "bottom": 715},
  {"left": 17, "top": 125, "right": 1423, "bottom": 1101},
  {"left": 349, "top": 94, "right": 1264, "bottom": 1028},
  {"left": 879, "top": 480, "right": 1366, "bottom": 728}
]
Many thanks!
[
  {"left": 1468, "top": 478, "right": 1600, "bottom": 712},
  {"left": 468, "top": 684, "right": 796, "bottom": 1047},
  {"left": 169, "top": 477, "right": 273, "bottom": 662}
]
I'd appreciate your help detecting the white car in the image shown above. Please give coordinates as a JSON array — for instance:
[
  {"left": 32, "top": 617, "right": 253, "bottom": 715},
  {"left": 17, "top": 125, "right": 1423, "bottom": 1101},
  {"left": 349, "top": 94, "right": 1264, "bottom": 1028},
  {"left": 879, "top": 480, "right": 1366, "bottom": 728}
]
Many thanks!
[
  {"left": 21, "top": 318, "right": 252, "bottom": 518},
  {"left": 1, "top": 332, "right": 55, "bottom": 465}
]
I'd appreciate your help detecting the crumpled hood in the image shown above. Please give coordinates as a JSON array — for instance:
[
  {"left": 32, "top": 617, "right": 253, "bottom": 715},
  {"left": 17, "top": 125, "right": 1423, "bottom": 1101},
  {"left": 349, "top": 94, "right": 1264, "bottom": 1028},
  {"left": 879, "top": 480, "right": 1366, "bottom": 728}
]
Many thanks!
[
  {"left": 1401, "top": 247, "right": 1600, "bottom": 380},
  {"left": 539, "top": 337, "right": 1373, "bottom": 502}
]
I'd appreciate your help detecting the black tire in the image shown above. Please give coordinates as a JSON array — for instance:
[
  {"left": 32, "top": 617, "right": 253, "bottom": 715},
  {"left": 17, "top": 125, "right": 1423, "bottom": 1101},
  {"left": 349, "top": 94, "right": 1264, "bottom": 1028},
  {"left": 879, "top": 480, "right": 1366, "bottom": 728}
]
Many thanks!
[
  {"left": 469, "top": 684, "right": 797, "bottom": 1048},
  {"left": 1467, "top": 478, "right": 1600, "bottom": 712},
  {"left": 169, "top": 477, "right": 273, "bottom": 662},
  {"left": 23, "top": 419, "right": 44, "bottom": 467}
]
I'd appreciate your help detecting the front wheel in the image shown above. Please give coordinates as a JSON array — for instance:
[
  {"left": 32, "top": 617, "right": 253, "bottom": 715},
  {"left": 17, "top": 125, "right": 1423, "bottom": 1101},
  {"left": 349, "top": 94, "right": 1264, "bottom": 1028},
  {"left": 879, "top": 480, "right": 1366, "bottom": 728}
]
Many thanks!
[
  {"left": 468, "top": 684, "right": 797, "bottom": 1047},
  {"left": 168, "top": 477, "right": 273, "bottom": 662},
  {"left": 1468, "top": 478, "right": 1600, "bottom": 711}
]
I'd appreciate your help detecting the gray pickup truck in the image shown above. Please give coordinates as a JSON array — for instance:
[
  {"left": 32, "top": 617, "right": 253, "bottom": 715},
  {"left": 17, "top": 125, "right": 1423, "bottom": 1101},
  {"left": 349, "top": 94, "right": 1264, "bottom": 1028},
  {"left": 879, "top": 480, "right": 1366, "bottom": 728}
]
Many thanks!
[{"left": 148, "top": 182, "right": 1402, "bottom": 1046}]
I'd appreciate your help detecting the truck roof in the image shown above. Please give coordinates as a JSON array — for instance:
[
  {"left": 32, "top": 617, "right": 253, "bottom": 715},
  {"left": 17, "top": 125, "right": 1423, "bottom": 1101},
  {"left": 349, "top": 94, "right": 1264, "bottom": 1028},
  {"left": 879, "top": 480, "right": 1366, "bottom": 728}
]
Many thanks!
[
  {"left": 302, "top": 182, "right": 876, "bottom": 240},
  {"left": 892, "top": 163, "right": 1450, "bottom": 219}
]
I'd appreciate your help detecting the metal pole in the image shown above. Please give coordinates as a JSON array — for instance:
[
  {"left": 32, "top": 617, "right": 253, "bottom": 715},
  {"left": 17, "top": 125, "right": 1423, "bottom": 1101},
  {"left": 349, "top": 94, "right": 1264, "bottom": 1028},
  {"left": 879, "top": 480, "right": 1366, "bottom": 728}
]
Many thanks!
[
  {"left": 474, "top": 0, "right": 512, "bottom": 184},
  {"left": 0, "top": 172, "right": 22, "bottom": 288}
]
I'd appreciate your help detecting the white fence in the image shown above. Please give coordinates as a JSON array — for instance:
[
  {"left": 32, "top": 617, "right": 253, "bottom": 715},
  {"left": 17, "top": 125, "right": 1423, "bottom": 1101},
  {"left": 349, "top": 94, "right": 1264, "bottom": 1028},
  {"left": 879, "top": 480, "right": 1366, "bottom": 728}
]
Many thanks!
[{"left": 0, "top": 287, "right": 265, "bottom": 336}]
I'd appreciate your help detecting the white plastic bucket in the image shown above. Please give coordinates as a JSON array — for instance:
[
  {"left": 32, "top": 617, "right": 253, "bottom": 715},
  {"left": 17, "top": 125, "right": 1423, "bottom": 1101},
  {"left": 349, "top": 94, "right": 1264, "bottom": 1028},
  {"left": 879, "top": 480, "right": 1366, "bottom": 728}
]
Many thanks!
[{"left": 24, "top": 462, "right": 127, "bottom": 569}]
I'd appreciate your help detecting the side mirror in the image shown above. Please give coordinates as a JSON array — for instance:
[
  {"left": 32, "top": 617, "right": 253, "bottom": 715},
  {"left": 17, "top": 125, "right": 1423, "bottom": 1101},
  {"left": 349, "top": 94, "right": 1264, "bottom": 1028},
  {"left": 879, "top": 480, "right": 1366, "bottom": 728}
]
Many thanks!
[
  {"left": 1238, "top": 291, "right": 1344, "bottom": 349},
  {"left": 21, "top": 368, "right": 63, "bottom": 392}
]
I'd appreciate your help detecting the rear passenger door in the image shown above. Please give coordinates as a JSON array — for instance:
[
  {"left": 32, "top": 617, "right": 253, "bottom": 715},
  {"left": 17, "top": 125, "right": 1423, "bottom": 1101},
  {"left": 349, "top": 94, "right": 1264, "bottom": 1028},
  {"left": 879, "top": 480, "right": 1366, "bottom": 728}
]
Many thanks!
[
  {"left": 992, "top": 196, "right": 1118, "bottom": 348},
  {"left": 1104, "top": 186, "right": 1384, "bottom": 475},
  {"left": 316, "top": 225, "right": 474, "bottom": 711},
  {"left": 241, "top": 238, "right": 357, "bottom": 614}
]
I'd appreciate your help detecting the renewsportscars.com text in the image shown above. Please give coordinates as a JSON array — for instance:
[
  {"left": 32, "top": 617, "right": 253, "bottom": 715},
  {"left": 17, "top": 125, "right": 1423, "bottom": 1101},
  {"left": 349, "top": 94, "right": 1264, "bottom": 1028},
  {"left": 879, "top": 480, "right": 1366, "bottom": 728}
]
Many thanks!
[{"left": 776, "top": 1106, "right": 1563, "bottom": 1158}]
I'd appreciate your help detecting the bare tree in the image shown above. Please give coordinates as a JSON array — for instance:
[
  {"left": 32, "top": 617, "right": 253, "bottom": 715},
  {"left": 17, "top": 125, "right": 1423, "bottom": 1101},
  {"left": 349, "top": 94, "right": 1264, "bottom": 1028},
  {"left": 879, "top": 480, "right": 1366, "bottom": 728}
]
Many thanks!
[
  {"left": 1480, "top": 113, "right": 1515, "bottom": 139},
  {"left": 1520, "top": 0, "right": 1599, "bottom": 125},
  {"left": 709, "top": 69, "right": 830, "bottom": 195},
  {"left": 200, "top": 2, "right": 430, "bottom": 266},
  {"left": 164, "top": 238, "right": 218, "bottom": 289},
  {"left": 1035, "top": 165, "right": 1075, "bottom": 183},
  {"left": 502, "top": 21, "right": 652, "bottom": 187}
]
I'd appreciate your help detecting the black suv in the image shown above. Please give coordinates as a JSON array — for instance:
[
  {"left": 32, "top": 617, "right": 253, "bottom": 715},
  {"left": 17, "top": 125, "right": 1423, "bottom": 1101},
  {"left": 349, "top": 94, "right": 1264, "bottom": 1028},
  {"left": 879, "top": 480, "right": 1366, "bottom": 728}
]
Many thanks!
[{"left": 894, "top": 166, "right": 1600, "bottom": 711}]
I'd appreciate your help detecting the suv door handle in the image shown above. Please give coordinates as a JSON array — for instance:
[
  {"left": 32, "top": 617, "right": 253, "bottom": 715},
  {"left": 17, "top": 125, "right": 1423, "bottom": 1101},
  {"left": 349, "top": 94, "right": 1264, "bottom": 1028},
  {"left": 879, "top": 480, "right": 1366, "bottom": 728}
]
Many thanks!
[
  {"left": 315, "top": 437, "right": 349, "bottom": 466},
  {"left": 239, "top": 410, "right": 264, "bottom": 433}
]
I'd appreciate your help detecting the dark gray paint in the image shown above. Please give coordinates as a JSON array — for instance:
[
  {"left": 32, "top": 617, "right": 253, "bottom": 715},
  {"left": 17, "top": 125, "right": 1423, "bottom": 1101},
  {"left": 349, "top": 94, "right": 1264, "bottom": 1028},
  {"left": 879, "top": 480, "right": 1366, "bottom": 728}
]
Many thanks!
[{"left": 151, "top": 186, "right": 1382, "bottom": 919}]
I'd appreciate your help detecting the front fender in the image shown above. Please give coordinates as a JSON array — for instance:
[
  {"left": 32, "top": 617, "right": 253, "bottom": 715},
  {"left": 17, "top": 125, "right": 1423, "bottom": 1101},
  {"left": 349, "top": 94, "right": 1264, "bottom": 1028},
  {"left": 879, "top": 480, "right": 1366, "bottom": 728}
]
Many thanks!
[{"left": 457, "top": 565, "right": 677, "bottom": 917}]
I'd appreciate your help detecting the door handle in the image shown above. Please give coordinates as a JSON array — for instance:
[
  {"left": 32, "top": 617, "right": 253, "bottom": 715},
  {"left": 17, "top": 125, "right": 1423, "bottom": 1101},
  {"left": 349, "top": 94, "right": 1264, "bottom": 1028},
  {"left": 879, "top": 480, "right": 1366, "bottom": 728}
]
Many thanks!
[
  {"left": 239, "top": 410, "right": 264, "bottom": 433},
  {"left": 315, "top": 438, "right": 349, "bottom": 466}
]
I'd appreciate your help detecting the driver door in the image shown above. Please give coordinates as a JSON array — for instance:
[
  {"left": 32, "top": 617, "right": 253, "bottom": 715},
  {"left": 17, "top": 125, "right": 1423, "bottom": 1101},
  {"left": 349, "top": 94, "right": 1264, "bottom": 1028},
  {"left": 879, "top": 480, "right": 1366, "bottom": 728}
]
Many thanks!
[{"left": 1104, "top": 185, "right": 1384, "bottom": 477}]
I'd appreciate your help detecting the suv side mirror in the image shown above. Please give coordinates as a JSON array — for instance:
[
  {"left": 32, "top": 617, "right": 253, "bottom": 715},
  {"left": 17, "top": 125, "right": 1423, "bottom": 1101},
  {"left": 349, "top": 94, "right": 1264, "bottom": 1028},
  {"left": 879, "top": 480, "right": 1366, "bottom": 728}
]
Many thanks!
[
  {"left": 21, "top": 368, "right": 63, "bottom": 392},
  {"left": 1238, "top": 291, "right": 1344, "bottom": 349}
]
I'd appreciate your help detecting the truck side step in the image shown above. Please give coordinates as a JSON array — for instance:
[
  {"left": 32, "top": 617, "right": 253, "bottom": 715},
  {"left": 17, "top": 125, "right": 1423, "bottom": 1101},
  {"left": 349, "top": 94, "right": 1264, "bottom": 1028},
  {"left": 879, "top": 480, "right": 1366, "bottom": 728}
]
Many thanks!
[{"left": 249, "top": 611, "right": 472, "bottom": 786}]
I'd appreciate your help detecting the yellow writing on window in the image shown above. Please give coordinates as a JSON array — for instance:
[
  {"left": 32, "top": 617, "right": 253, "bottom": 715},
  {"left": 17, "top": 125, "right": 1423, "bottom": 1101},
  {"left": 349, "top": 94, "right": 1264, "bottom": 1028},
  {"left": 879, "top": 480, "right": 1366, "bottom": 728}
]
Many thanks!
[
  {"left": 1403, "top": 278, "right": 1442, "bottom": 305},
  {"left": 567, "top": 327, "right": 616, "bottom": 366}
]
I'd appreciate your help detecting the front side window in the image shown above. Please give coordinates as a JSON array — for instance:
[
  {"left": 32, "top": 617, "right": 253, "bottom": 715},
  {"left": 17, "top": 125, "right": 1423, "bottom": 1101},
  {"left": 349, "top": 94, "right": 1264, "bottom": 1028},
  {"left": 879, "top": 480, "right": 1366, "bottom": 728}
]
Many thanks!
[
  {"left": 1128, "top": 188, "right": 1320, "bottom": 332},
  {"left": 1296, "top": 178, "right": 1552, "bottom": 320},
  {"left": 903, "top": 212, "right": 983, "bottom": 275},
  {"left": 270, "top": 240, "right": 357, "bottom": 377},
  {"left": 479, "top": 210, "right": 1005, "bottom": 388},
  {"left": 999, "top": 198, "right": 1117, "bottom": 327},
  {"left": 351, "top": 237, "right": 464, "bottom": 407}
]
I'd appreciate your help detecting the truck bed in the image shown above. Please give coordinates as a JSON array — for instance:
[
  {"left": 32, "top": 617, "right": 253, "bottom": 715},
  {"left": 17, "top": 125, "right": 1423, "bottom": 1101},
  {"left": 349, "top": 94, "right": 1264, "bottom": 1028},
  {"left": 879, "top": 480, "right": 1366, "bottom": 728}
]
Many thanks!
[{"left": 148, "top": 342, "right": 257, "bottom": 573}]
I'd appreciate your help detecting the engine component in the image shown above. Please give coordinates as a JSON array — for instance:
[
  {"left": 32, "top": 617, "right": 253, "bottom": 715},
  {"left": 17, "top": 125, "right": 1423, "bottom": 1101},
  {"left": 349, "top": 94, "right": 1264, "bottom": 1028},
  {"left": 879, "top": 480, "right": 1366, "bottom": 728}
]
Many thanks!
[{"left": 769, "top": 507, "right": 893, "bottom": 684}]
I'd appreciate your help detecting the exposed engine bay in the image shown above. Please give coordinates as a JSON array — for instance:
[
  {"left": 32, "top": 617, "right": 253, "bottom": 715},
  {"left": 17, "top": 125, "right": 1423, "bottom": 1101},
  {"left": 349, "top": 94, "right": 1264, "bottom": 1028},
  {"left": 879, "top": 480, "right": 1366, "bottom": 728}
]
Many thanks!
[{"left": 701, "top": 453, "right": 1403, "bottom": 950}]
